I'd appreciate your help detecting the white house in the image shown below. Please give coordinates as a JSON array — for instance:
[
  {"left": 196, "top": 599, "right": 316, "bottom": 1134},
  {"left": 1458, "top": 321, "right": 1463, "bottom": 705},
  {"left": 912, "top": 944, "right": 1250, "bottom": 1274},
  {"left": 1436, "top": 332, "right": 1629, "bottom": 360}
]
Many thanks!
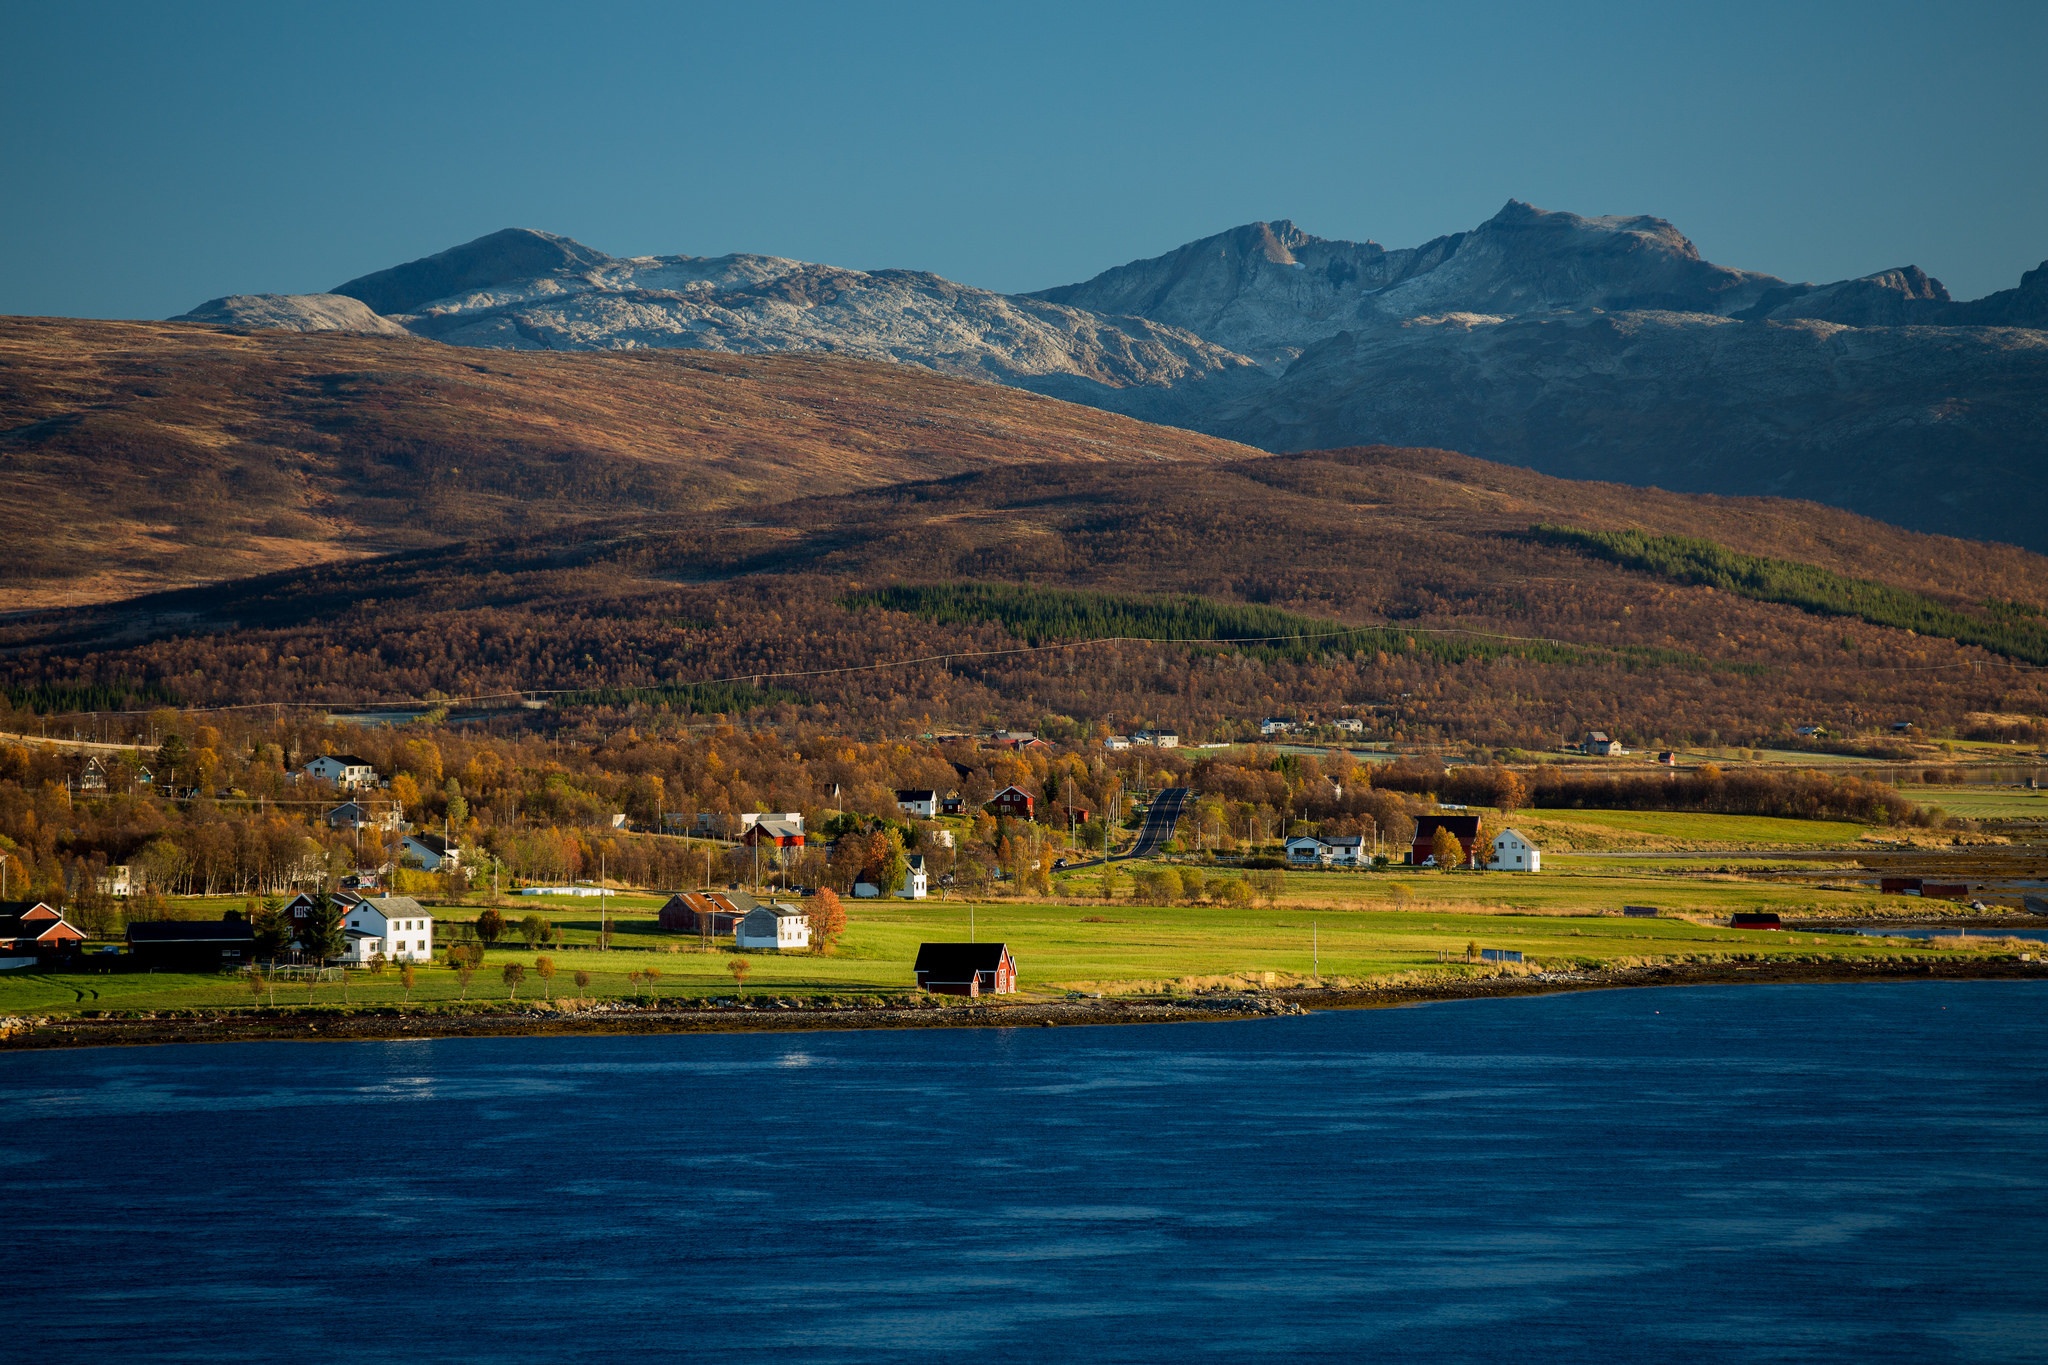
[
  {"left": 400, "top": 832, "right": 459, "bottom": 872},
  {"left": 895, "top": 789, "right": 940, "bottom": 819},
  {"left": 898, "top": 854, "right": 929, "bottom": 899},
  {"left": 1580, "top": 731, "right": 1624, "bottom": 757},
  {"left": 735, "top": 903, "right": 811, "bottom": 951},
  {"left": 1103, "top": 734, "right": 1132, "bottom": 751},
  {"left": 1331, "top": 718, "right": 1365, "bottom": 733},
  {"left": 1285, "top": 835, "right": 1330, "bottom": 865},
  {"left": 1487, "top": 829, "right": 1542, "bottom": 872},
  {"left": 338, "top": 895, "right": 434, "bottom": 964},
  {"left": 96, "top": 863, "right": 133, "bottom": 897},
  {"left": 1259, "top": 717, "right": 1301, "bottom": 737},
  {"left": 1132, "top": 730, "right": 1179, "bottom": 748},
  {"left": 304, "top": 754, "right": 378, "bottom": 789},
  {"left": 1285, "top": 835, "right": 1366, "bottom": 867}
]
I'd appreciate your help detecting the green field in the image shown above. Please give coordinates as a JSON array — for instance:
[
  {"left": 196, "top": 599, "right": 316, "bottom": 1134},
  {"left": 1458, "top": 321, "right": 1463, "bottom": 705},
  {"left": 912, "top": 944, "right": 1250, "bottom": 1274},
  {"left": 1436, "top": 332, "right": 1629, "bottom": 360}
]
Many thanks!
[
  {"left": 5, "top": 876, "right": 2025, "bottom": 1017},
  {"left": 1508, "top": 808, "right": 1869, "bottom": 850},
  {"left": 1915, "top": 787, "right": 2048, "bottom": 820}
]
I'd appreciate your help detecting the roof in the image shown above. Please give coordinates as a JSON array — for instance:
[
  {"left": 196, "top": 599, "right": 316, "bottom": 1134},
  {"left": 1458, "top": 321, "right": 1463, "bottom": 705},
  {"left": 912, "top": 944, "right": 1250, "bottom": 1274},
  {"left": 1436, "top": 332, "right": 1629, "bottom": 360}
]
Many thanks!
[
  {"left": 128, "top": 918, "right": 255, "bottom": 943},
  {"left": 1585, "top": 731, "right": 1611, "bottom": 742},
  {"left": 914, "top": 942, "right": 1013, "bottom": 975},
  {"left": 357, "top": 896, "right": 427, "bottom": 918},
  {"left": 1495, "top": 827, "right": 1535, "bottom": 844},
  {"left": 989, "top": 785, "right": 1033, "bottom": 801},
  {"left": 1414, "top": 814, "right": 1482, "bottom": 838},
  {"left": 1321, "top": 835, "right": 1365, "bottom": 849},
  {"left": 896, "top": 789, "right": 939, "bottom": 801},
  {"left": 0, "top": 900, "right": 59, "bottom": 921},
  {"left": 0, "top": 910, "right": 81, "bottom": 942},
  {"left": 310, "top": 753, "right": 374, "bottom": 768},
  {"left": 406, "top": 832, "right": 452, "bottom": 854},
  {"left": 743, "top": 903, "right": 808, "bottom": 921}
]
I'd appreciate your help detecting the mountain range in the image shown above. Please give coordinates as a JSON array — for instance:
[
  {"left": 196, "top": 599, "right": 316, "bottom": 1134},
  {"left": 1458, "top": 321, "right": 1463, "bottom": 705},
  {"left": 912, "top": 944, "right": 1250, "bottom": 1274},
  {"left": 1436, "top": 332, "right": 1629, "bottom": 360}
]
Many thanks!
[{"left": 175, "top": 201, "right": 2048, "bottom": 547}]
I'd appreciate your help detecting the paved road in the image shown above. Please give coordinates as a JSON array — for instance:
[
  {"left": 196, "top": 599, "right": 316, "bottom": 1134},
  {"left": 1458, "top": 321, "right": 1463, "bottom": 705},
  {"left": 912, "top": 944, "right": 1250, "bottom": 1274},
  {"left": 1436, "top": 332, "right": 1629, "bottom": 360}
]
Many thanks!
[
  {"left": 1055, "top": 786, "right": 1191, "bottom": 871},
  {"left": 1125, "top": 786, "right": 1190, "bottom": 860}
]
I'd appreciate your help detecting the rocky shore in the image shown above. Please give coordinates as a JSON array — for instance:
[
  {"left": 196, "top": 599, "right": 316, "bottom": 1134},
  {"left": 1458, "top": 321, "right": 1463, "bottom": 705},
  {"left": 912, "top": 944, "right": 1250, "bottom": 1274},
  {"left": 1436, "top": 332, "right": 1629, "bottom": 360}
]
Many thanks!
[{"left": 3, "top": 955, "right": 2041, "bottom": 1052}]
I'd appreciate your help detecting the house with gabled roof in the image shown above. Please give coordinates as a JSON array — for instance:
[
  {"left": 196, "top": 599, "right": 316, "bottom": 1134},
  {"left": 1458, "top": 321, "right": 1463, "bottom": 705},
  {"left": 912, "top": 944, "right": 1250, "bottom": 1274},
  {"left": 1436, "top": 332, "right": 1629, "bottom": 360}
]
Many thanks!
[
  {"left": 985, "top": 786, "right": 1035, "bottom": 820},
  {"left": 338, "top": 895, "right": 433, "bottom": 964},
  {"left": 914, "top": 942, "right": 1016, "bottom": 996},
  {"left": 0, "top": 901, "right": 86, "bottom": 958}
]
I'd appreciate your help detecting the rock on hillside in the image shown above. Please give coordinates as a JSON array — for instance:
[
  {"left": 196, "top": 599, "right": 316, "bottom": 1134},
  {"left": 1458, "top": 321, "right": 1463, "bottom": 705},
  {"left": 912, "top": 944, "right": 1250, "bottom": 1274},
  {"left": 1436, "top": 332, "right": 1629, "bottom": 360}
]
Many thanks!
[{"left": 175, "top": 292, "right": 409, "bottom": 334}]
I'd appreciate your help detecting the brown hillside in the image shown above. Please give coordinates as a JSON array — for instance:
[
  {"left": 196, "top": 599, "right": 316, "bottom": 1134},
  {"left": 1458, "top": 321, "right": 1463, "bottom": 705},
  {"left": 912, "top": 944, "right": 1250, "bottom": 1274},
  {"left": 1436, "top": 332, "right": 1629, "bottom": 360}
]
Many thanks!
[
  {"left": 12, "top": 446, "right": 2048, "bottom": 746},
  {"left": 0, "top": 316, "right": 1256, "bottom": 607}
]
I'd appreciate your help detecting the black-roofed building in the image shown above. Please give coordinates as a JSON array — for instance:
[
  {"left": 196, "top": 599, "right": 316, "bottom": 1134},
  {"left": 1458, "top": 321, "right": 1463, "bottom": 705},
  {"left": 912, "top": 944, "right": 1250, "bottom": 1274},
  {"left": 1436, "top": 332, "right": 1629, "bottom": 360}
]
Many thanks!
[
  {"left": 127, "top": 912, "right": 256, "bottom": 971},
  {"left": 913, "top": 942, "right": 1016, "bottom": 997}
]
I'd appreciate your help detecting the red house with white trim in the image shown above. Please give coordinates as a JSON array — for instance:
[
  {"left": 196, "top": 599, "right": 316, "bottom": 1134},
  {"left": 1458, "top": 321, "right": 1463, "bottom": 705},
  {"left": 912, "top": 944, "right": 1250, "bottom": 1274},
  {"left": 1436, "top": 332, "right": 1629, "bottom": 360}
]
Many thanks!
[
  {"left": 0, "top": 901, "right": 87, "bottom": 957},
  {"left": 985, "top": 786, "right": 1035, "bottom": 820}
]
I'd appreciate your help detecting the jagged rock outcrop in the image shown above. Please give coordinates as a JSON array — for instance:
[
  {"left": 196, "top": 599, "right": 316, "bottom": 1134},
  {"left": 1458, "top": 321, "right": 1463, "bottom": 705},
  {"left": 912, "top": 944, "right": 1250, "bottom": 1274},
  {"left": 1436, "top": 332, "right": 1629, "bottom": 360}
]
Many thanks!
[{"left": 174, "top": 292, "right": 409, "bottom": 334}]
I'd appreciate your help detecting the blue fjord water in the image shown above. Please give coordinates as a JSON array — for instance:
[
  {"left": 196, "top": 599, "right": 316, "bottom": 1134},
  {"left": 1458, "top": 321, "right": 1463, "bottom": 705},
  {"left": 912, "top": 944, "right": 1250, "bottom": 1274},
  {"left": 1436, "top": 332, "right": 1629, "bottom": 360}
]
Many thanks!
[{"left": 4, "top": 982, "right": 2045, "bottom": 1364}]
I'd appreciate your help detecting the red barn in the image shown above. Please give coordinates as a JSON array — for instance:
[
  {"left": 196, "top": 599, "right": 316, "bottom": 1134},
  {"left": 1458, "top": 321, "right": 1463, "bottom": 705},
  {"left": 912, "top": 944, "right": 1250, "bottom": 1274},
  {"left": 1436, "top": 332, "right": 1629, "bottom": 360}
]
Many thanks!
[
  {"left": 986, "top": 786, "right": 1035, "bottom": 820},
  {"left": 657, "top": 891, "right": 755, "bottom": 935},
  {"left": 1410, "top": 815, "right": 1481, "bottom": 866},
  {"left": 914, "top": 942, "right": 1017, "bottom": 996}
]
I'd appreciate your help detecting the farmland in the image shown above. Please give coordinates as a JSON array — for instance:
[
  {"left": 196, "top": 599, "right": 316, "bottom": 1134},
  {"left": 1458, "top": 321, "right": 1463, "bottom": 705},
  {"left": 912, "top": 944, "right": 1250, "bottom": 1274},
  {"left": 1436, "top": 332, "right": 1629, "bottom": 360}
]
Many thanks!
[{"left": 6, "top": 866, "right": 2038, "bottom": 1020}]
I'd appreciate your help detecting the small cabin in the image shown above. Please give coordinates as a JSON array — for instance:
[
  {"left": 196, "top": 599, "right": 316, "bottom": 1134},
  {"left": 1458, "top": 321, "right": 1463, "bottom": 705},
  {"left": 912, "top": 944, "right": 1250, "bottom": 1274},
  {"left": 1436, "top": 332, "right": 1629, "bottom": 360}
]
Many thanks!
[{"left": 914, "top": 942, "right": 1017, "bottom": 996}]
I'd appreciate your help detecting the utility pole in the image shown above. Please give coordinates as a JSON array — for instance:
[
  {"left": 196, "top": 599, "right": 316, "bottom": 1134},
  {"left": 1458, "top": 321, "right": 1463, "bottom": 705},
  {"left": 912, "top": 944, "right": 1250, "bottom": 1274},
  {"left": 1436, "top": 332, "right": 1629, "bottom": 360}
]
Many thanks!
[{"left": 1313, "top": 921, "right": 1319, "bottom": 983}]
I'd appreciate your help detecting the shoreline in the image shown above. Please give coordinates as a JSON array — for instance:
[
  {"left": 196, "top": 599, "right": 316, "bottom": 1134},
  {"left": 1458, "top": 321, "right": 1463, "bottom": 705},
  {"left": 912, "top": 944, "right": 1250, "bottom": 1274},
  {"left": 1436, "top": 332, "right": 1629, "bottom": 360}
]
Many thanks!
[{"left": 2, "top": 957, "right": 2042, "bottom": 1052}]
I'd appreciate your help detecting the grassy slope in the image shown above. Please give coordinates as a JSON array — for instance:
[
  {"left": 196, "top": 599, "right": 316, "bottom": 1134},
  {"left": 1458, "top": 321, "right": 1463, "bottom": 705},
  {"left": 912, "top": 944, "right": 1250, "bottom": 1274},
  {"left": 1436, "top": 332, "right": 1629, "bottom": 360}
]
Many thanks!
[{"left": 0, "top": 317, "right": 1257, "bottom": 606}]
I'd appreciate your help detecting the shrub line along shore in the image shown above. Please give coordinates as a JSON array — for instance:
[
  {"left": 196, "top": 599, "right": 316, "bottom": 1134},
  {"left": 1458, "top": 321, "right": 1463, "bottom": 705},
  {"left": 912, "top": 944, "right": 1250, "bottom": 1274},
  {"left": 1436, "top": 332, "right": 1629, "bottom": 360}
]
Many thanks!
[{"left": 2, "top": 956, "right": 2037, "bottom": 1052}]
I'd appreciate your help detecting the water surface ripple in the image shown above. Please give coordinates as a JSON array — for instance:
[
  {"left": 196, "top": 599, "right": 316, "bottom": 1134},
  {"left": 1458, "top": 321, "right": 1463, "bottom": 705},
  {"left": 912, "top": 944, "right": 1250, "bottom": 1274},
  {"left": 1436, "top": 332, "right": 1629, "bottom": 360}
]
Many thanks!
[{"left": 4, "top": 982, "right": 2045, "bottom": 1363}]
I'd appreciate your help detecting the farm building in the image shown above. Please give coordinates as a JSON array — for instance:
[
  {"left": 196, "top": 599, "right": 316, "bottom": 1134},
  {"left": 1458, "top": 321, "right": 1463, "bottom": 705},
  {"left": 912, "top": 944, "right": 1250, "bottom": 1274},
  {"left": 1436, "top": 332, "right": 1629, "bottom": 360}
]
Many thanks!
[
  {"left": 1410, "top": 815, "right": 1481, "bottom": 866},
  {"left": 898, "top": 854, "right": 929, "bottom": 899},
  {"left": 658, "top": 891, "right": 755, "bottom": 936},
  {"left": 913, "top": 942, "right": 1017, "bottom": 996},
  {"left": 1730, "top": 912, "right": 1783, "bottom": 930},
  {"left": 1486, "top": 829, "right": 1541, "bottom": 872},
  {"left": 127, "top": 913, "right": 255, "bottom": 971},
  {"left": 1581, "top": 731, "right": 1624, "bottom": 756}
]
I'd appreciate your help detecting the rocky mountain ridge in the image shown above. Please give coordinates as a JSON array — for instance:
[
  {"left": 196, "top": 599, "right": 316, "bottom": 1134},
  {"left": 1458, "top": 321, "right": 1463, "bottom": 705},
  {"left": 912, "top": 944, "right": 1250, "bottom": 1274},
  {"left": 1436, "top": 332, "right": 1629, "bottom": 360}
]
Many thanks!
[{"left": 165, "top": 204, "right": 2048, "bottom": 546}]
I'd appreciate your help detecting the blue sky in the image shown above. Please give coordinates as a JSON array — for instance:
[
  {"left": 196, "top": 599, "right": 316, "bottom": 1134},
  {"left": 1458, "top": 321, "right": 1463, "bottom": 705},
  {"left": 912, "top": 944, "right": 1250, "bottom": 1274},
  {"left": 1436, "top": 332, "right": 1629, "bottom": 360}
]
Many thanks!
[{"left": 2, "top": 0, "right": 2043, "bottom": 318}]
